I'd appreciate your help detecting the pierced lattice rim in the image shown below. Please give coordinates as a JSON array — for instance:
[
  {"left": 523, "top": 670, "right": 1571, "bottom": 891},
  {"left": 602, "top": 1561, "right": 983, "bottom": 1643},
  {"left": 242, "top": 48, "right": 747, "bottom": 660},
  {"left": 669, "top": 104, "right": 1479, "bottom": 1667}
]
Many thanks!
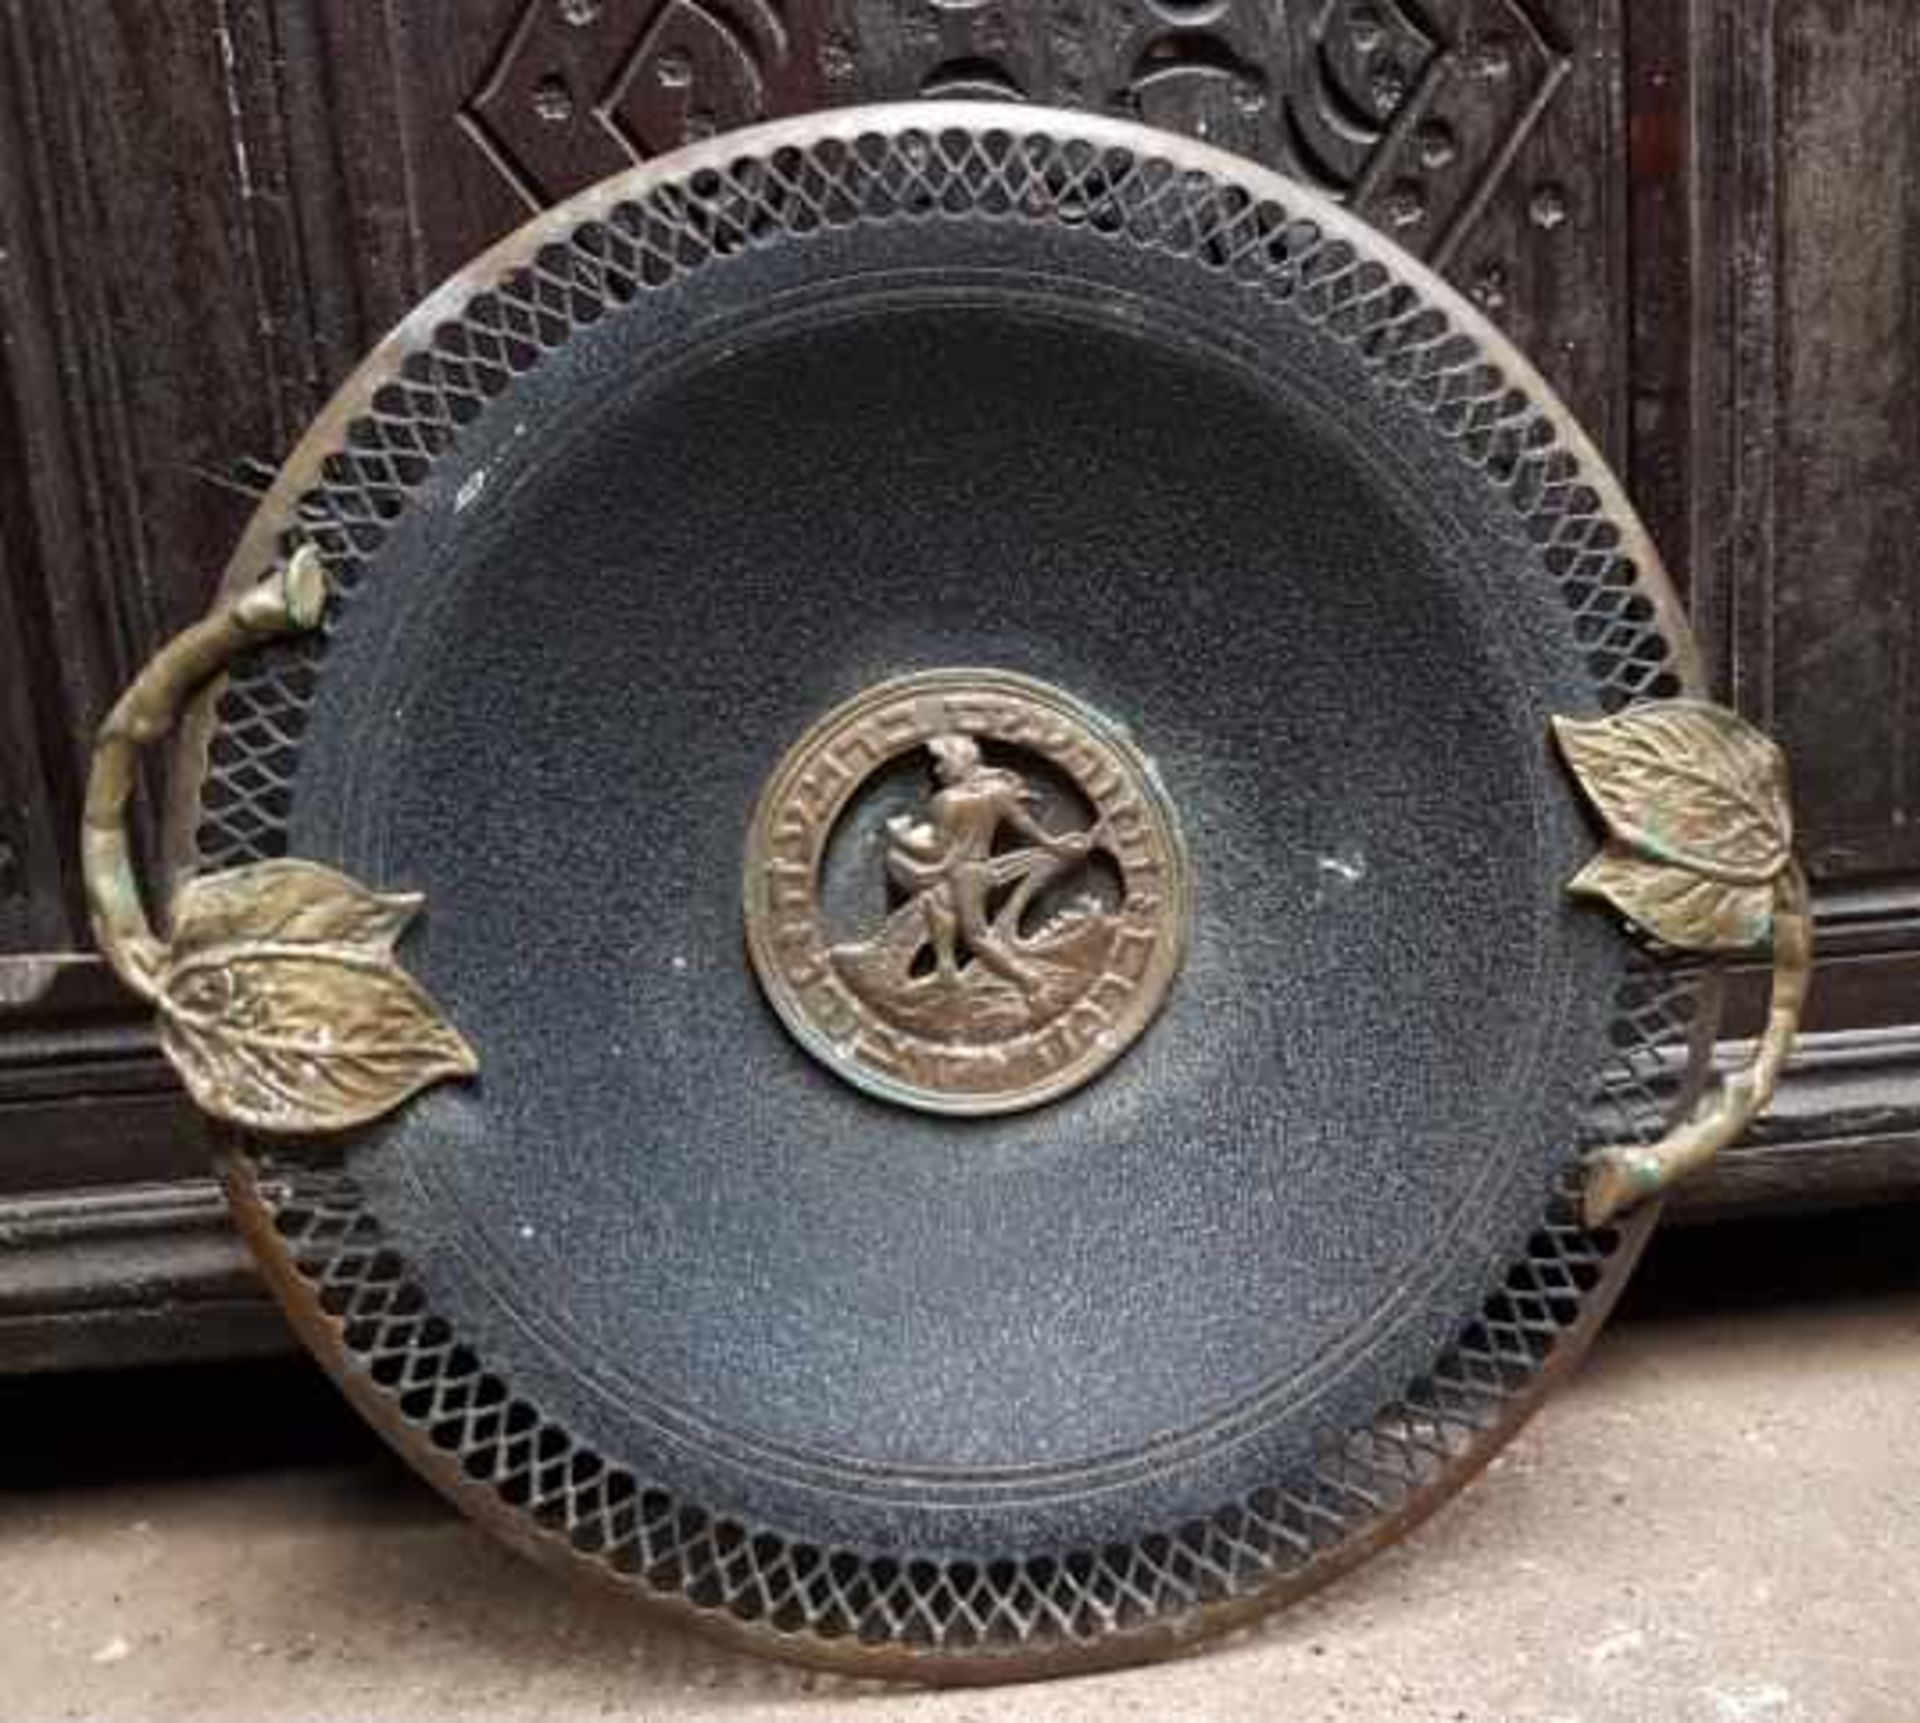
[{"left": 171, "top": 104, "right": 1716, "bottom": 1682}]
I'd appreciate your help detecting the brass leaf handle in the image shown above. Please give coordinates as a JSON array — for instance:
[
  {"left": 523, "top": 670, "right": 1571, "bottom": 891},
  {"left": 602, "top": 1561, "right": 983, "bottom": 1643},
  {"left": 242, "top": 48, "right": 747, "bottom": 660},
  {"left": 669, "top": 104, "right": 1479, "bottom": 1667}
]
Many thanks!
[
  {"left": 83, "top": 549, "right": 477, "bottom": 1135},
  {"left": 1553, "top": 701, "right": 1812, "bottom": 1226}
]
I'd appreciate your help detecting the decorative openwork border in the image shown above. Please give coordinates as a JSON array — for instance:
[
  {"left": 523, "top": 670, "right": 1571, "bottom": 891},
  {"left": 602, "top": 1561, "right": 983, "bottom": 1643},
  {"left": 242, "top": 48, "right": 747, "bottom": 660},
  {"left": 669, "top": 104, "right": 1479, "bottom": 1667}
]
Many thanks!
[
  {"left": 220, "top": 959, "right": 1690, "bottom": 1680},
  {"left": 175, "top": 106, "right": 1716, "bottom": 1679}
]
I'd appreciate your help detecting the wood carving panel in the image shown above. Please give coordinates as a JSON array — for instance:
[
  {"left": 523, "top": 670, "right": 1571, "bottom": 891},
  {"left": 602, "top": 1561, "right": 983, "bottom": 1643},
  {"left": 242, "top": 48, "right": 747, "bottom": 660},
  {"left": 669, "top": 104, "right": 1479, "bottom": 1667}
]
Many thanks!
[
  {"left": 461, "top": 0, "right": 1565, "bottom": 248},
  {"left": 464, "top": 0, "right": 814, "bottom": 206},
  {"left": 443, "top": 0, "right": 1622, "bottom": 440}
]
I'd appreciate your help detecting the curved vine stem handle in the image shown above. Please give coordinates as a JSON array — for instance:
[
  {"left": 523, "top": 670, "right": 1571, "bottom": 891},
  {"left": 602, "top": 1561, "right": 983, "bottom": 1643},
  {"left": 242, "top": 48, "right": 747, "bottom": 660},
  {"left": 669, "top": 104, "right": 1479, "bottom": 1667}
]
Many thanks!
[
  {"left": 83, "top": 548, "right": 329, "bottom": 1000},
  {"left": 1553, "top": 702, "right": 1813, "bottom": 1228},
  {"left": 1582, "top": 861, "right": 1812, "bottom": 1227},
  {"left": 81, "top": 548, "right": 476, "bottom": 1137}
]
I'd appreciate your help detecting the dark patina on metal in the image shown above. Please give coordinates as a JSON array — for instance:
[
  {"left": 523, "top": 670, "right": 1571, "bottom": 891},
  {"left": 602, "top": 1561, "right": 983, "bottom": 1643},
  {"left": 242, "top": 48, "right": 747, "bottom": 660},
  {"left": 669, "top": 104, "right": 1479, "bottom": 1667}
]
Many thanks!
[{"left": 136, "top": 106, "right": 1754, "bottom": 1681}]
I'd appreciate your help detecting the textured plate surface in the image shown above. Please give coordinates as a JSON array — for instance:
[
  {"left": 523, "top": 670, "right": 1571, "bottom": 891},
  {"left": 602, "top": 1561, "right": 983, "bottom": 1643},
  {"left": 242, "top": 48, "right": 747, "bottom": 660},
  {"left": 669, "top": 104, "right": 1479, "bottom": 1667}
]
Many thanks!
[{"left": 180, "top": 106, "right": 1713, "bottom": 1680}]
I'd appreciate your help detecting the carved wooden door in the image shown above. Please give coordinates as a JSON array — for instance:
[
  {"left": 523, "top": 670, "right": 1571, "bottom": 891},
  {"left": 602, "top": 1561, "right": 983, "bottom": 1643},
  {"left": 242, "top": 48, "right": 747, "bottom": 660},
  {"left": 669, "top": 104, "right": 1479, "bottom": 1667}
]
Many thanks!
[{"left": 1, "top": 0, "right": 1914, "bottom": 1365}]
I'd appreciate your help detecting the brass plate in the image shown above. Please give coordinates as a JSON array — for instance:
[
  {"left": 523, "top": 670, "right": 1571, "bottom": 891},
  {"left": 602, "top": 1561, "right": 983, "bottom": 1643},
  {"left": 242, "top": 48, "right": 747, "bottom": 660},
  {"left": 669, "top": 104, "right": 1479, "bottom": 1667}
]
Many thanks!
[{"left": 742, "top": 670, "right": 1189, "bottom": 1114}]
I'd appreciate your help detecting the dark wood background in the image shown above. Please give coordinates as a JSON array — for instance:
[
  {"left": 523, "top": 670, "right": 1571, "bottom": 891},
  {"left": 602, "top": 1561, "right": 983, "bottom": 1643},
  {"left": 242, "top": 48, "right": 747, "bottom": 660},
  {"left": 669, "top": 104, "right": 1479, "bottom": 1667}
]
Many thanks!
[{"left": 3, "top": 0, "right": 1917, "bottom": 1366}]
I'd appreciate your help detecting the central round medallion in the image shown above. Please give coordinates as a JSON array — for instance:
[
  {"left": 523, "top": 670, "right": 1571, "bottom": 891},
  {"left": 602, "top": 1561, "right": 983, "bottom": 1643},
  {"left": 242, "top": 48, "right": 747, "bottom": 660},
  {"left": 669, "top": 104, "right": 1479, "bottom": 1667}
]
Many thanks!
[{"left": 743, "top": 670, "right": 1189, "bottom": 1115}]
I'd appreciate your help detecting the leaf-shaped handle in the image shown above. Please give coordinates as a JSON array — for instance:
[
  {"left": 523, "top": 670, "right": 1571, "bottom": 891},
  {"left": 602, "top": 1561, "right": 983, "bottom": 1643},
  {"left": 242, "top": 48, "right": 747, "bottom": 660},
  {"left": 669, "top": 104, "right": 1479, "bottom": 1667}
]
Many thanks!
[
  {"left": 170, "top": 858, "right": 423, "bottom": 960},
  {"left": 1566, "top": 849, "right": 1775, "bottom": 953},
  {"left": 1553, "top": 703, "right": 1791, "bottom": 884},
  {"left": 161, "top": 929, "right": 477, "bottom": 1134},
  {"left": 1554, "top": 699, "right": 1811, "bottom": 1225},
  {"left": 82, "top": 551, "right": 478, "bottom": 1135}
]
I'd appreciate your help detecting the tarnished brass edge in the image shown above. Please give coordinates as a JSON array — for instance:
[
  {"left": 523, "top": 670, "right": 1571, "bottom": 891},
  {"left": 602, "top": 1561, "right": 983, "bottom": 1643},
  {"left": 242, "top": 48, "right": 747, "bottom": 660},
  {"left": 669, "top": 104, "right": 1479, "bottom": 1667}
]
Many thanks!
[{"left": 83, "top": 552, "right": 477, "bottom": 1136}]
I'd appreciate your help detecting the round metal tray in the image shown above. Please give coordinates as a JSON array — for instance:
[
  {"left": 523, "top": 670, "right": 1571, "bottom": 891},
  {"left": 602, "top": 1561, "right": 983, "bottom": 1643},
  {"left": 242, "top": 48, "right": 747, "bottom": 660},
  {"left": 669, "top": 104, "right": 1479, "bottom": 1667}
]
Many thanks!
[{"left": 168, "top": 105, "right": 1718, "bottom": 1681}]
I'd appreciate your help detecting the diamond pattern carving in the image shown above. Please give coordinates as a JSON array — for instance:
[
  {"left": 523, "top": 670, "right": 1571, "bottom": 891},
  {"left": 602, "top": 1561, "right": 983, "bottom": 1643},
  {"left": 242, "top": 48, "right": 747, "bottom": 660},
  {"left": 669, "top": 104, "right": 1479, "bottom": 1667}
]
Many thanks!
[{"left": 461, "top": 0, "right": 1572, "bottom": 268}]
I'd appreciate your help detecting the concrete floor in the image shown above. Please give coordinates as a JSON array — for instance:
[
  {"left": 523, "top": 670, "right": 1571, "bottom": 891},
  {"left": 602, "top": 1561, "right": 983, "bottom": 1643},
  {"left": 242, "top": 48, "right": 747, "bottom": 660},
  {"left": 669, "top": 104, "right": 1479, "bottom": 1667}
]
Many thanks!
[{"left": 3, "top": 1215, "right": 1917, "bottom": 1723}]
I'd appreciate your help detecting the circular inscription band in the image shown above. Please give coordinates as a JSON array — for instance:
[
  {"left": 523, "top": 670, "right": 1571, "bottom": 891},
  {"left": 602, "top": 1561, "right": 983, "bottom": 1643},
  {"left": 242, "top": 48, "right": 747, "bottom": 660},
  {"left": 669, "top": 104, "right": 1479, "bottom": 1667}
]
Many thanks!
[{"left": 743, "top": 670, "right": 1190, "bottom": 1115}]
